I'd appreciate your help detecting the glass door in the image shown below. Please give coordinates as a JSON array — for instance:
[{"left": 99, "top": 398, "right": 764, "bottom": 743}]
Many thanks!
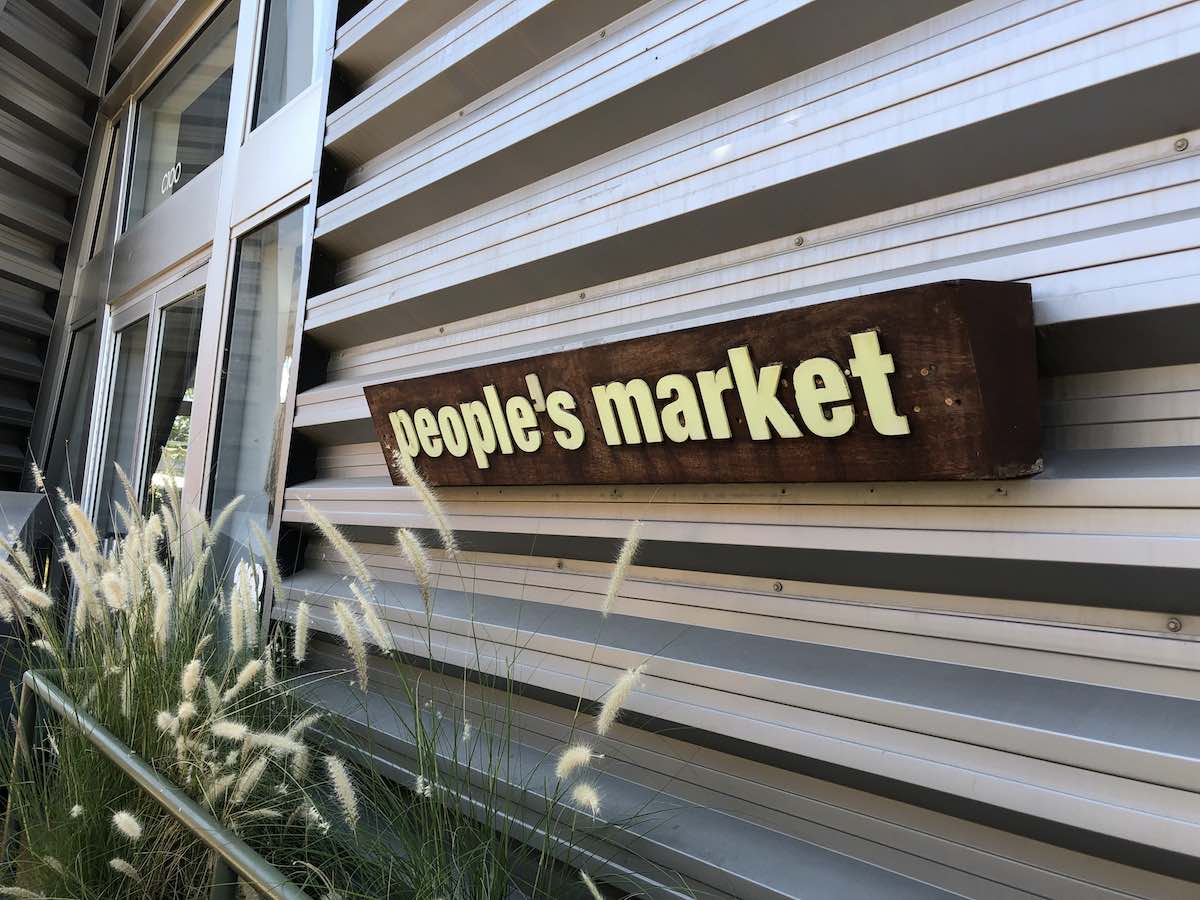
[
  {"left": 91, "top": 265, "right": 208, "bottom": 534},
  {"left": 142, "top": 290, "right": 204, "bottom": 511},
  {"left": 95, "top": 318, "right": 150, "bottom": 539}
]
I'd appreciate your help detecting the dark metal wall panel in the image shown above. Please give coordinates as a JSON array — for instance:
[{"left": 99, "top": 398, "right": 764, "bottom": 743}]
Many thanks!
[{"left": 0, "top": 0, "right": 111, "bottom": 487}]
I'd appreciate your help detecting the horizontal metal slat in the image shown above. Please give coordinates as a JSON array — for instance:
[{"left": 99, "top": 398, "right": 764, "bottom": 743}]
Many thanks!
[
  {"left": 283, "top": 475, "right": 1200, "bottom": 568},
  {"left": 307, "top": 2, "right": 1200, "bottom": 344},
  {"left": 328, "top": 0, "right": 647, "bottom": 166},
  {"left": 334, "top": 0, "right": 478, "bottom": 83},
  {"left": 0, "top": 4, "right": 93, "bottom": 96},
  {"left": 282, "top": 598, "right": 1200, "bottom": 858}
]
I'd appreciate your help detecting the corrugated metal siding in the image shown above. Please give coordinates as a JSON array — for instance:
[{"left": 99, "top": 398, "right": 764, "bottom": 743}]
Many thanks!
[
  {"left": 0, "top": 0, "right": 108, "bottom": 485},
  {"left": 280, "top": 0, "right": 1200, "bottom": 895}
]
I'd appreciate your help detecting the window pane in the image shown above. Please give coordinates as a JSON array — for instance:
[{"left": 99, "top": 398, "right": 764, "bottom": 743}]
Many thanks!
[
  {"left": 253, "top": 0, "right": 324, "bottom": 127},
  {"left": 89, "top": 125, "right": 121, "bottom": 260},
  {"left": 125, "top": 3, "right": 238, "bottom": 227},
  {"left": 143, "top": 291, "right": 205, "bottom": 510},
  {"left": 96, "top": 319, "right": 149, "bottom": 538},
  {"left": 43, "top": 324, "right": 98, "bottom": 502},
  {"left": 209, "top": 208, "right": 304, "bottom": 553}
]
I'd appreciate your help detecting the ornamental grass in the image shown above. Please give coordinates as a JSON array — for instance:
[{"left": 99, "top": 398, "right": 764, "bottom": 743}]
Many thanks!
[{"left": 0, "top": 463, "right": 670, "bottom": 898}]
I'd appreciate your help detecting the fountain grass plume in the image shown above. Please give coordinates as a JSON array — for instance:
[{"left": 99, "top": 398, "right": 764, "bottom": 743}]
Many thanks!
[
  {"left": 570, "top": 783, "right": 601, "bottom": 817},
  {"left": 232, "top": 756, "right": 270, "bottom": 804},
  {"left": 333, "top": 600, "right": 368, "bottom": 690},
  {"left": 601, "top": 519, "right": 641, "bottom": 617},
  {"left": 293, "top": 601, "right": 311, "bottom": 663},
  {"left": 222, "top": 659, "right": 263, "bottom": 703},
  {"left": 149, "top": 561, "right": 173, "bottom": 654},
  {"left": 555, "top": 744, "right": 599, "bottom": 780},
  {"left": 351, "top": 581, "right": 394, "bottom": 653},
  {"left": 394, "top": 528, "right": 432, "bottom": 616},
  {"left": 324, "top": 755, "right": 359, "bottom": 829},
  {"left": 111, "top": 811, "right": 142, "bottom": 842},
  {"left": 596, "top": 664, "right": 645, "bottom": 736},
  {"left": 299, "top": 498, "right": 372, "bottom": 587},
  {"left": 250, "top": 520, "right": 283, "bottom": 597},
  {"left": 181, "top": 659, "right": 202, "bottom": 700},
  {"left": 393, "top": 452, "right": 458, "bottom": 559},
  {"left": 109, "top": 858, "right": 140, "bottom": 882},
  {"left": 580, "top": 871, "right": 604, "bottom": 900}
]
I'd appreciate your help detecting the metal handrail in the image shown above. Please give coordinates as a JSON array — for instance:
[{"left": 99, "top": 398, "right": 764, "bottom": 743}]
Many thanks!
[{"left": 5, "top": 670, "right": 311, "bottom": 900}]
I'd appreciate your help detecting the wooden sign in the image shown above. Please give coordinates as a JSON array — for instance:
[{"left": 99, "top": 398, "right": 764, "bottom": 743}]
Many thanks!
[{"left": 364, "top": 281, "right": 1042, "bottom": 486}]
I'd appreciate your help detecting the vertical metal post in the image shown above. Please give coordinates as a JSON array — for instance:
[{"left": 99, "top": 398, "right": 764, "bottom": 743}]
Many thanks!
[{"left": 209, "top": 853, "right": 238, "bottom": 900}]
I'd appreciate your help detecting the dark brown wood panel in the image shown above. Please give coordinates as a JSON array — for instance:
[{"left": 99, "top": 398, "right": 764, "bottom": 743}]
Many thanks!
[{"left": 364, "top": 280, "right": 1042, "bottom": 486}]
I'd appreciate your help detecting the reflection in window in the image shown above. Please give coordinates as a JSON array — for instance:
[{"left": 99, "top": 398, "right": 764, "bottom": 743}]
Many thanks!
[
  {"left": 125, "top": 2, "right": 238, "bottom": 226},
  {"left": 253, "top": 0, "right": 326, "bottom": 127},
  {"left": 44, "top": 324, "right": 99, "bottom": 501},
  {"left": 90, "top": 125, "right": 122, "bottom": 259},
  {"left": 96, "top": 320, "right": 149, "bottom": 538},
  {"left": 143, "top": 291, "right": 204, "bottom": 511},
  {"left": 209, "top": 208, "right": 304, "bottom": 558}
]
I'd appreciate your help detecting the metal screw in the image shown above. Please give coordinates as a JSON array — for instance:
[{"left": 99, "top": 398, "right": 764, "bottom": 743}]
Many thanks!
[
  {"left": 1175, "top": 137, "right": 1190, "bottom": 152},
  {"left": 772, "top": 582, "right": 783, "bottom": 592},
  {"left": 912, "top": 405, "right": 920, "bottom": 413},
  {"left": 599, "top": 29, "right": 606, "bottom": 37},
  {"left": 579, "top": 291, "right": 586, "bottom": 299},
  {"left": 794, "top": 236, "right": 805, "bottom": 247},
  {"left": 920, "top": 367, "right": 929, "bottom": 376},
  {"left": 1167, "top": 617, "right": 1183, "bottom": 633},
  {"left": 555, "top": 559, "right": 564, "bottom": 569},
  {"left": 944, "top": 397, "right": 954, "bottom": 406}
]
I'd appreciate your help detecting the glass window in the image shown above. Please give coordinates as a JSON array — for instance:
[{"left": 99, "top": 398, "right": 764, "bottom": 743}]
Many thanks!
[
  {"left": 43, "top": 324, "right": 99, "bottom": 501},
  {"left": 253, "top": 0, "right": 326, "bottom": 127},
  {"left": 143, "top": 291, "right": 205, "bottom": 510},
  {"left": 125, "top": 3, "right": 238, "bottom": 227},
  {"left": 209, "top": 208, "right": 304, "bottom": 554},
  {"left": 96, "top": 319, "right": 149, "bottom": 538},
  {"left": 89, "top": 125, "right": 122, "bottom": 260}
]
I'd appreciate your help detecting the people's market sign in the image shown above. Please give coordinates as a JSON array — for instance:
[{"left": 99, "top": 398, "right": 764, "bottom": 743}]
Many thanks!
[{"left": 364, "top": 281, "right": 1042, "bottom": 486}]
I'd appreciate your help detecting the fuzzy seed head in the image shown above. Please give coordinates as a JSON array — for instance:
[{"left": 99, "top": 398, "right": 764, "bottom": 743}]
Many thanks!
[
  {"left": 109, "top": 858, "right": 140, "bottom": 881},
  {"left": 149, "top": 562, "right": 173, "bottom": 653},
  {"left": 351, "top": 581, "right": 394, "bottom": 653},
  {"left": 293, "top": 603, "right": 310, "bottom": 663},
  {"left": 0, "top": 886, "right": 43, "bottom": 898},
  {"left": 156, "top": 711, "right": 179, "bottom": 736},
  {"left": 595, "top": 665, "right": 645, "bottom": 736},
  {"left": 555, "top": 744, "right": 599, "bottom": 780},
  {"left": 324, "top": 755, "right": 359, "bottom": 828},
  {"left": 248, "top": 731, "right": 304, "bottom": 756},
  {"left": 394, "top": 453, "right": 459, "bottom": 558},
  {"left": 111, "top": 811, "right": 143, "bottom": 842},
  {"left": 211, "top": 720, "right": 250, "bottom": 742},
  {"left": 395, "top": 528, "right": 432, "bottom": 614},
  {"left": 18, "top": 585, "right": 52, "bottom": 611},
  {"left": 414, "top": 774, "right": 433, "bottom": 798},
  {"left": 101, "top": 571, "right": 127, "bottom": 612},
  {"left": 571, "top": 783, "right": 601, "bottom": 817},
  {"left": 581, "top": 871, "right": 604, "bottom": 900},
  {"left": 181, "top": 659, "right": 202, "bottom": 700},
  {"left": 299, "top": 498, "right": 372, "bottom": 586},
  {"left": 333, "top": 601, "right": 368, "bottom": 691},
  {"left": 222, "top": 659, "right": 263, "bottom": 703},
  {"left": 232, "top": 756, "right": 270, "bottom": 804},
  {"left": 69, "top": 804, "right": 83, "bottom": 818},
  {"left": 601, "top": 520, "right": 641, "bottom": 616}
]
